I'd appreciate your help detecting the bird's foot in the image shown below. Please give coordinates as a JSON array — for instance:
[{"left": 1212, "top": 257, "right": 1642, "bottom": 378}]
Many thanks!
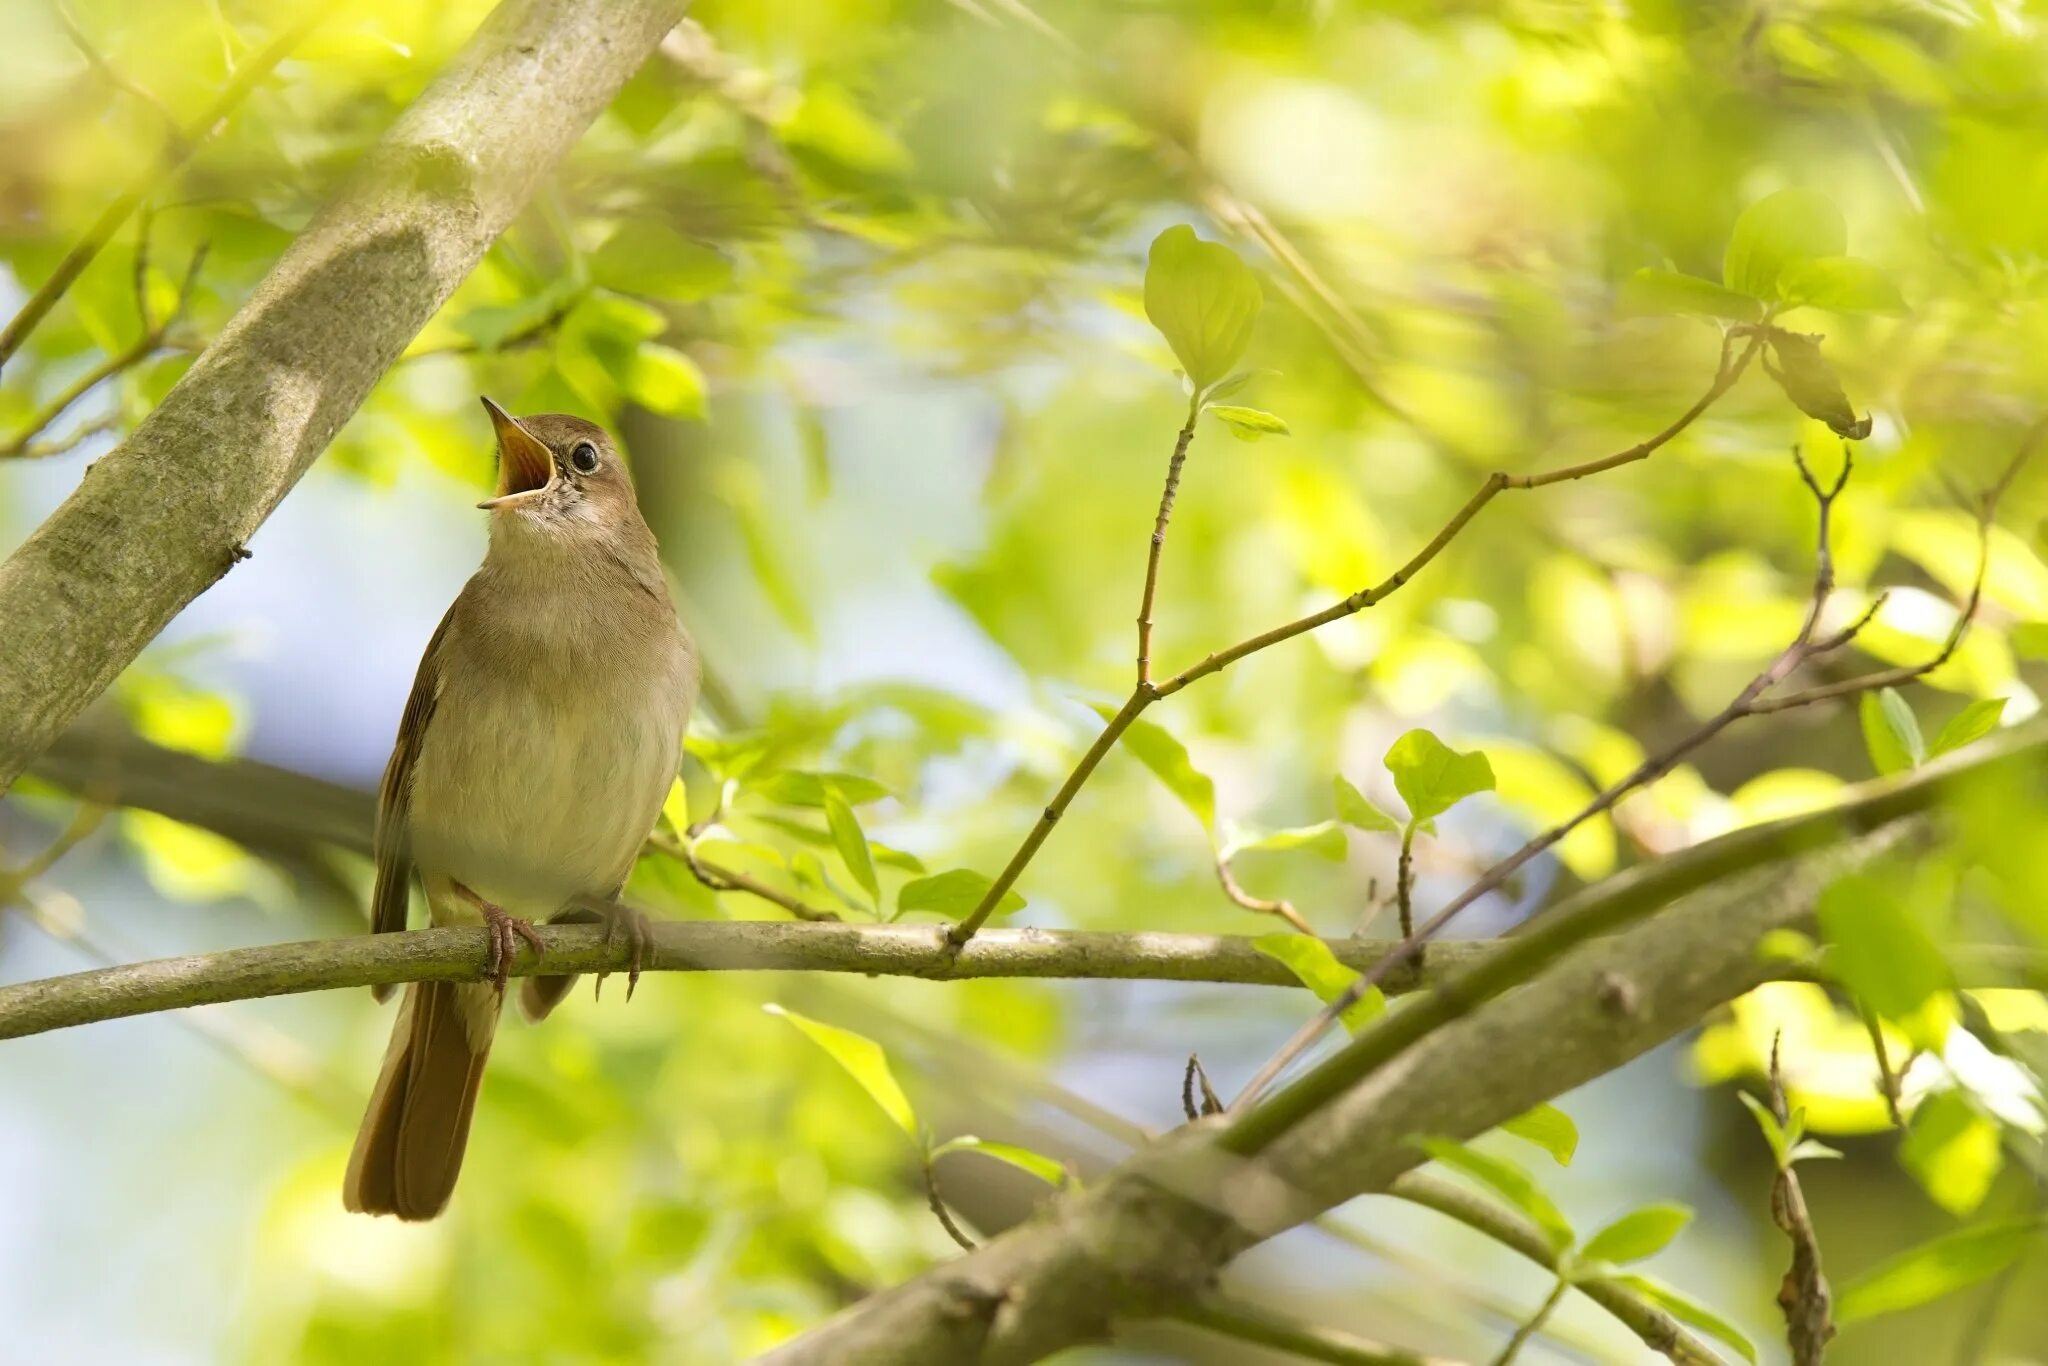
[
  {"left": 456, "top": 884, "right": 545, "bottom": 994},
  {"left": 592, "top": 899, "right": 653, "bottom": 1003}
]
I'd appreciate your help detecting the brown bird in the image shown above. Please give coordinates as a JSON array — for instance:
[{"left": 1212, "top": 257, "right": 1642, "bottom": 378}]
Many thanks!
[{"left": 343, "top": 399, "right": 697, "bottom": 1220}]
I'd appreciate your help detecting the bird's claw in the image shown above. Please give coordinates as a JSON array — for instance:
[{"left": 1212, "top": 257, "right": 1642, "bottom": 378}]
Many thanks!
[
  {"left": 480, "top": 901, "right": 544, "bottom": 995},
  {"left": 593, "top": 902, "right": 652, "bottom": 1003}
]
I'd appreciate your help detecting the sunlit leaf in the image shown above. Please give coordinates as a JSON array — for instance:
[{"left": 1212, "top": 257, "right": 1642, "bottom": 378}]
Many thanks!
[
  {"left": 1779, "top": 256, "right": 1907, "bottom": 314},
  {"left": 1816, "top": 871, "right": 1951, "bottom": 1032},
  {"left": 1221, "top": 821, "right": 1347, "bottom": 862},
  {"left": 1384, "top": 730, "right": 1495, "bottom": 824},
  {"left": 1619, "top": 268, "right": 1763, "bottom": 322},
  {"left": 1899, "top": 1090, "right": 2003, "bottom": 1217},
  {"left": 756, "top": 772, "right": 891, "bottom": 808},
  {"left": 589, "top": 221, "right": 733, "bottom": 302},
  {"left": 765, "top": 1005, "right": 917, "bottom": 1137},
  {"left": 898, "top": 869, "right": 1024, "bottom": 920},
  {"left": 1143, "top": 225, "right": 1262, "bottom": 389},
  {"left": 1927, "top": 698, "right": 2007, "bottom": 759},
  {"left": 1207, "top": 405, "right": 1290, "bottom": 442},
  {"left": 1333, "top": 775, "right": 1401, "bottom": 833},
  {"left": 1762, "top": 328, "right": 1870, "bottom": 439},
  {"left": 931, "top": 1135, "right": 1067, "bottom": 1186},
  {"left": 1835, "top": 1218, "right": 2045, "bottom": 1324},
  {"left": 1861, "top": 688, "right": 1925, "bottom": 776},
  {"left": 1724, "top": 189, "right": 1848, "bottom": 300},
  {"left": 1253, "top": 933, "right": 1385, "bottom": 1032},
  {"left": 823, "top": 789, "right": 880, "bottom": 908},
  {"left": 624, "top": 343, "right": 707, "bottom": 420},
  {"left": 1580, "top": 1204, "right": 1692, "bottom": 1266},
  {"left": 2013, "top": 622, "right": 2048, "bottom": 661},
  {"left": 1414, "top": 1136, "right": 1575, "bottom": 1252},
  {"left": 1091, "top": 704, "right": 1215, "bottom": 834},
  {"left": 1500, "top": 1104, "right": 1578, "bottom": 1167}
]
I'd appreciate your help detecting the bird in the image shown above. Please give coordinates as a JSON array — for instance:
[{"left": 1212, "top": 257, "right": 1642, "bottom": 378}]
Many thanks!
[{"left": 343, "top": 398, "right": 698, "bottom": 1221}]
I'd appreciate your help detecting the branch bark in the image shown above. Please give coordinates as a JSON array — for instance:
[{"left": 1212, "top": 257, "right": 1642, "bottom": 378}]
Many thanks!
[{"left": 0, "top": 0, "right": 689, "bottom": 795}]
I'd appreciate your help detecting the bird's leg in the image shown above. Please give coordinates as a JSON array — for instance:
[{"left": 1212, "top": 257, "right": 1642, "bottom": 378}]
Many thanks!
[
  {"left": 577, "top": 893, "right": 652, "bottom": 1002},
  {"left": 452, "top": 882, "right": 545, "bottom": 993}
]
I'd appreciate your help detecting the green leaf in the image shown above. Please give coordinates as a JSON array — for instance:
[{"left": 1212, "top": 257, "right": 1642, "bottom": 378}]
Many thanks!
[
  {"left": 1618, "top": 268, "right": 1764, "bottom": 322},
  {"left": 623, "top": 343, "right": 707, "bottom": 420},
  {"left": 1501, "top": 1104, "right": 1579, "bottom": 1167},
  {"left": 1779, "top": 256, "right": 1907, "bottom": 314},
  {"left": 1333, "top": 775, "right": 1401, "bottom": 833},
  {"left": 1384, "top": 730, "right": 1495, "bottom": 824},
  {"left": 1737, "top": 1091, "right": 1796, "bottom": 1167},
  {"left": 931, "top": 1135, "right": 1067, "bottom": 1186},
  {"left": 1762, "top": 328, "right": 1871, "bottom": 439},
  {"left": 1899, "top": 1090, "right": 2003, "bottom": 1216},
  {"left": 2012, "top": 622, "right": 2048, "bottom": 661},
  {"left": 1091, "top": 703, "right": 1215, "bottom": 834},
  {"left": 1253, "top": 933, "right": 1385, "bottom": 1032},
  {"left": 1581, "top": 1204, "right": 1693, "bottom": 1266},
  {"left": 898, "top": 869, "right": 1024, "bottom": 920},
  {"left": 1221, "top": 821, "right": 1347, "bottom": 862},
  {"left": 1415, "top": 1136, "right": 1576, "bottom": 1253},
  {"left": 1143, "top": 225, "right": 1263, "bottom": 389},
  {"left": 823, "top": 788, "right": 880, "bottom": 908},
  {"left": 589, "top": 221, "right": 733, "bottom": 302},
  {"left": 1860, "top": 688, "right": 1924, "bottom": 776},
  {"left": 755, "top": 772, "right": 891, "bottom": 808},
  {"left": 1928, "top": 698, "right": 2007, "bottom": 759},
  {"left": 1816, "top": 871, "right": 1950, "bottom": 1027},
  {"left": 765, "top": 1004, "right": 917, "bottom": 1137},
  {"left": 1724, "top": 189, "right": 1847, "bottom": 300},
  {"left": 1614, "top": 1275, "right": 1760, "bottom": 1363},
  {"left": 1208, "top": 405, "right": 1290, "bottom": 442},
  {"left": 1835, "top": 1218, "right": 2045, "bottom": 1324}
]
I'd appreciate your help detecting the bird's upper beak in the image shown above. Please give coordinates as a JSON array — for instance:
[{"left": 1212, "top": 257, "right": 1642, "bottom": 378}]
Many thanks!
[{"left": 477, "top": 397, "right": 556, "bottom": 511}]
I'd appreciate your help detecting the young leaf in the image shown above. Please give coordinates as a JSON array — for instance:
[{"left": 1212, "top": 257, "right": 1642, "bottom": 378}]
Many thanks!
[
  {"left": 1834, "top": 1218, "right": 2045, "bottom": 1324},
  {"left": 1761, "top": 329, "right": 1871, "bottom": 439},
  {"left": 624, "top": 343, "right": 707, "bottom": 420},
  {"left": 1737, "top": 1091, "right": 1794, "bottom": 1168},
  {"left": 1618, "top": 268, "right": 1763, "bottom": 322},
  {"left": 823, "top": 788, "right": 880, "bottom": 908},
  {"left": 1724, "top": 189, "right": 1847, "bottom": 300},
  {"left": 1090, "top": 703, "right": 1215, "bottom": 833},
  {"left": 931, "top": 1135, "right": 1068, "bottom": 1187},
  {"left": 1414, "top": 1136, "right": 1576, "bottom": 1253},
  {"left": 898, "top": 868, "right": 1025, "bottom": 919},
  {"left": 589, "top": 221, "right": 733, "bottom": 302},
  {"left": 765, "top": 1004, "right": 917, "bottom": 1137},
  {"left": 1143, "top": 225, "right": 1262, "bottom": 389},
  {"left": 1253, "top": 933, "right": 1385, "bottom": 1032},
  {"left": 1927, "top": 697, "right": 2006, "bottom": 759},
  {"left": 1898, "top": 1089, "right": 2003, "bottom": 1217},
  {"left": 1208, "top": 405, "right": 1290, "bottom": 442},
  {"left": 2013, "top": 622, "right": 2048, "bottom": 661},
  {"left": 1815, "top": 871, "right": 1951, "bottom": 1028},
  {"left": 1581, "top": 1204, "right": 1694, "bottom": 1266},
  {"left": 1614, "top": 1275, "right": 1761, "bottom": 1364},
  {"left": 1779, "top": 256, "right": 1907, "bottom": 315},
  {"left": 1860, "top": 688, "right": 1924, "bottom": 776},
  {"left": 1333, "top": 775, "right": 1400, "bottom": 833},
  {"left": 1500, "top": 1104, "right": 1579, "bottom": 1167},
  {"left": 1222, "top": 822, "right": 1347, "bottom": 862},
  {"left": 755, "top": 771, "right": 891, "bottom": 808},
  {"left": 1384, "top": 730, "right": 1495, "bottom": 825}
]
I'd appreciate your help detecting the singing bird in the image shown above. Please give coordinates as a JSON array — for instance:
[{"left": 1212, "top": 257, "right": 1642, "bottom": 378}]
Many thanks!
[{"left": 344, "top": 400, "right": 697, "bottom": 1220}]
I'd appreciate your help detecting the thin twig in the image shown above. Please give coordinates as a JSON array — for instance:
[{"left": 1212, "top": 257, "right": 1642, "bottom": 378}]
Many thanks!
[
  {"left": 1231, "top": 422, "right": 2036, "bottom": 1110},
  {"left": 1396, "top": 825, "right": 1418, "bottom": 940},
  {"left": 1137, "top": 401, "right": 1200, "bottom": 686},
  {"left": 54, "top": 1, "right": 185, "bottom": 144},
  {"left": 647, "top": 831, "right": 842, "bottom": 922},
  {"left": 924, "top": 1151, "right": 978, "bottom": 1251},
  {"left": 1768, "top": 1036, "right": 1835, "bottom": 1366},
  {"left": 1860, "top": 1004, "right": 1905, "bottom": 1128},
  {"left": 0, "top": 1, "right": 332, "bottom": 368},
  {"left": 1215, "top": 852, "right": 1314, "bottom": 934},
  {"left": 1183, "top": 1053, "right": 1224, "bottom": 1120},
  {"left": 1171, "top": 1295, "right": 1468, "bottom": 1366},
  {"left": 948, "top": 334, "right": 1762, "bottom": 947},
  {"left": 1491, "top": 1279, "right": 1568, "bottom": 1366}
]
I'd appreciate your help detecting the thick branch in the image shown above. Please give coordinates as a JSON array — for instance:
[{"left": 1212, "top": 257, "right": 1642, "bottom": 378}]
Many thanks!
[
  {"left": 0, "top": 925, "right": 1489, "bottom": 1040},
  {"left": 0, "top": 0, "right": 689, "bottom": 795}
]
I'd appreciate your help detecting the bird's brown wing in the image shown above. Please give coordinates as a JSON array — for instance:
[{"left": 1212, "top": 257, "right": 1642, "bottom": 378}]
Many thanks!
[{"left": 369, "top": 606, "right": 457, "bottom": 989}]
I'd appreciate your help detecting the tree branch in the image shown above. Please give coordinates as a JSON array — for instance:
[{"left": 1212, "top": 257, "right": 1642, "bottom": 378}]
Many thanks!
[
  {"left": 0, "top": 0, "right": 690, "bottom": 795},
  {"left": 0, "top": 924, "right": 1491, "bottom": 1040},
  {"left": 1170, "top": 1296, "right": 1466, "bottom": 1366}
]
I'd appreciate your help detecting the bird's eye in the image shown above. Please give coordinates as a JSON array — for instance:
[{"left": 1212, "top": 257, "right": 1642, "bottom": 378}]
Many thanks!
[{"left": 570, "top": 441, "right": 600, "bottom": 474}]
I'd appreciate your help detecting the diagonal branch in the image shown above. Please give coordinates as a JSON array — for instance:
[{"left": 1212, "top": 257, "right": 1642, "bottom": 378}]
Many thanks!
[{"left": 0, "top": 0, "right": 691, "bottom": 796}]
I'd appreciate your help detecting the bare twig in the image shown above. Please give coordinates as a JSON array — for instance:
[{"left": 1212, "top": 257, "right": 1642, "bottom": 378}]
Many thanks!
[
  {"left": 0, "top": 2, "right": 332, "bottom": 368},
  {"left": 924, "top": 1152, "right": 979, "bottom": 1251},
  {"left": 1768, "top": 1037, "right": 1835, "bottom": 1366},
  {"left": 1396, "top": 825, "right": 1418, "bottom": 940},
  {"left": 1171, "top": 1295, "right": 1468, "bottom": 1366},
  {"left": 55, "top": 1, "right": 185, "bottom": 143},
  {"left": 1232, "top": 423, "right": 2037, "bottom": 1110},
  {"left": 1183, "top": 1054, "right": 1224, "bottom": 1121},
  {"left": 1137, "top": 401, "right": 1200, "bottom": 686},
  {"left": 647, "top": 831, "right": 842, "bottom": 923},
  {"left": 1491, "top": 1279, "right": 1568, "bottom": 1366},
  {"left": 1859, "top": 1004, "right": 1905, "bottom": 1128},
  {"left": 1215, "top": 852, "right": 1314, "bottom": 934},
  {"left": 947, "top": 334, "right": 1762, "bottom": 946}
]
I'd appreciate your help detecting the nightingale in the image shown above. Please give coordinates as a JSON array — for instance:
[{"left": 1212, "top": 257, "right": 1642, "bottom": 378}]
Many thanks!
[{"left": 343, "top": 399, "right": 697, "bottom": 1221}]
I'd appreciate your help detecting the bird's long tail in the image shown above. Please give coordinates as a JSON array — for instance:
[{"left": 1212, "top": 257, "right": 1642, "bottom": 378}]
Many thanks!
[{"left": 343, "top": 980, "right": 498, "bottom": 1220}]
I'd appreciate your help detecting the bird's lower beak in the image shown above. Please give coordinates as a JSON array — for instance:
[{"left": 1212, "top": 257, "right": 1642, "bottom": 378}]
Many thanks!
[{"left": 477, "top": 397, "right": 556, "bottom": 511}]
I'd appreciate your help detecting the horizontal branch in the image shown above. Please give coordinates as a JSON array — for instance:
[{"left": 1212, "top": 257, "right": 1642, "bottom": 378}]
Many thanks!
[{"left": 0, "top": 924, "right": 1493, "bottom": 1040}]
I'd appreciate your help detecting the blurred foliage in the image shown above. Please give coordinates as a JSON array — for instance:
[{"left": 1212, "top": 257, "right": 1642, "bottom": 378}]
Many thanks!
[{"left": 7, "top": 0, "right": 2048, "bottom": 1361}]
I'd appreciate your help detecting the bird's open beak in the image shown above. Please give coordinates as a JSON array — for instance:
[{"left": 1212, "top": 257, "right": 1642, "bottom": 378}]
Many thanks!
[{"left": 477, "top": 397, "right": 556, "bottom": 511}]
